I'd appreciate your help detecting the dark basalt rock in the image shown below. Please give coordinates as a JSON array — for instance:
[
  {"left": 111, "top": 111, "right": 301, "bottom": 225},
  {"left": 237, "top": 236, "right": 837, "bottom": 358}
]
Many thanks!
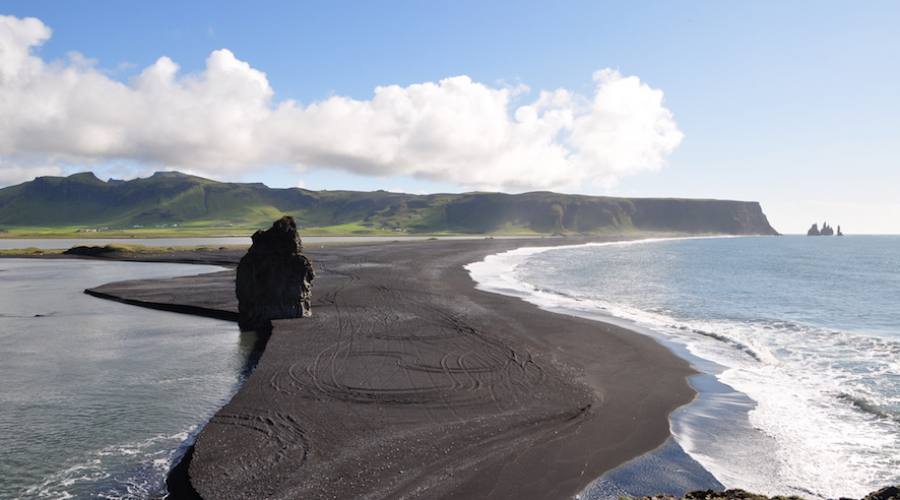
[
  {"left": 628, "top": 486, "right": 899, "bottom": 500},
  {"left": 808, "top": 221, "right": 841, "bottom": 236},
  {"left": 236, "top": 216, "right": 315, "bottom": 331},
  {"left": 863, "top": 486, "right": 900, "bottom": 500},
  {"left": 63, "top": 245, "right": 119, "bottom": 256}
]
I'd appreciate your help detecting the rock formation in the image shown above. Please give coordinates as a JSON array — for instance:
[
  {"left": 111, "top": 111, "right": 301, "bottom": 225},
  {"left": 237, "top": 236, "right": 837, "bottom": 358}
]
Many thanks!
[
  {"left": 627, "top": 485, "right": 899, "bottom": 500},
  {"left": 808, "top": 221, "right": 842, "bottom": 236},
  {"left": 236, "top": 216, "right": 315, "bottom": 330},
  {"left": 865, "top": 486, "right": 900, "bottom": 500},
  {"left": 63, "top": 245, "right": 120, "bottom": 256}
]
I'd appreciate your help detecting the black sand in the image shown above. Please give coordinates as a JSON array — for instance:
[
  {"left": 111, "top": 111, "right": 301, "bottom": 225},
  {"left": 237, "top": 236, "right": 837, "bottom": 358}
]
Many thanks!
[{"left": 83, "top": 238, "right": 696, "bottom": 499}]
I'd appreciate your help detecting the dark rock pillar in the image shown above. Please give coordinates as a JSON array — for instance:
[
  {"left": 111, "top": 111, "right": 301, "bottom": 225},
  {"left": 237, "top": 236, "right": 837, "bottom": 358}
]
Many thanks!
[{"left": 236, "top": 216, "right": 315, "bottom": 331}]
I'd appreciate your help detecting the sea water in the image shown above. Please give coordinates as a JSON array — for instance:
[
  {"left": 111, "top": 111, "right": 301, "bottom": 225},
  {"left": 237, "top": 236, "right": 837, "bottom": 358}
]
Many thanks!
[
  {"left": 467, "top": 236, "right": 900, "bottom": 499},
  {"left": 0, "top": 259, "right": 250, "bottom": 499}
]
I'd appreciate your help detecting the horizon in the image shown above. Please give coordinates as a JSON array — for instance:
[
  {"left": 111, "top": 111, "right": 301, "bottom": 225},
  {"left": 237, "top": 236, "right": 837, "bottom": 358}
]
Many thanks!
[{"left": 1, "top": 2, "right": 899, "bottom": 233}]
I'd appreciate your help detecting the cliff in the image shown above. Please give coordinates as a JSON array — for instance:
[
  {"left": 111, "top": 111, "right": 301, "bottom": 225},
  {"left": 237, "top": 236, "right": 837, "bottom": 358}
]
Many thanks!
[{"left": 0, "top": 171, "right": 778, "bottom": 236}]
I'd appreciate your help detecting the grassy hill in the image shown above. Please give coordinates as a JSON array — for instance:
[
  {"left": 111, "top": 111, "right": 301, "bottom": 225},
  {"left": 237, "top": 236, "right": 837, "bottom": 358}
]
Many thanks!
[{"left": 0, "top": 171, "right": 779, "bottom": 237}]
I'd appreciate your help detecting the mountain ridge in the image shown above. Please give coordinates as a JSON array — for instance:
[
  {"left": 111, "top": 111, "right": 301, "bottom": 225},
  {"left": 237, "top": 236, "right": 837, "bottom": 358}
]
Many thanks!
[{"left": 0, "top": 171, "right": 779, "bottom": 236}]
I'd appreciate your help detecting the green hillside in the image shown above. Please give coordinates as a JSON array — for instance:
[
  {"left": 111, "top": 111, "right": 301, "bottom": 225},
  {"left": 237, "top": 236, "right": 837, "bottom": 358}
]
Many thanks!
[{"left": 0, "top": 171, "right": 779, "bottom": 237}]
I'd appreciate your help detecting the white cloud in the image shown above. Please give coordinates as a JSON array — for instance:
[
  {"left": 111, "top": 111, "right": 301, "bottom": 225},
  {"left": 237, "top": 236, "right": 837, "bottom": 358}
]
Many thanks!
[
  {"left": 0, "top": 158, "right": 62, "bottom": 185},
  {"left": 0, "top": 15, "right": 683, "bottom": 191}
]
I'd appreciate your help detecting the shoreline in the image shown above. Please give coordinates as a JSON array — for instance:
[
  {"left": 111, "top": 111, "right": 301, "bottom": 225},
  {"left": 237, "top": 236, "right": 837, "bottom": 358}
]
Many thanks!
[
  {"left": 50, "top": 237, "right": 702, "bottom": 498},
  {"left": 464, "top": 238, "right": 744, "bottom": 498},
  {"left": 466, "top": 235, "right": 900, "bottom": 498}
]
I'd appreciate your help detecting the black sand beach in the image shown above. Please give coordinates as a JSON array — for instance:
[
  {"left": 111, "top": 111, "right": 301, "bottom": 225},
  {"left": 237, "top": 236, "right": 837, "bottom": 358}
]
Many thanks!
[{"left": 79, "top": 238, "right": 696, "bottom": 499}]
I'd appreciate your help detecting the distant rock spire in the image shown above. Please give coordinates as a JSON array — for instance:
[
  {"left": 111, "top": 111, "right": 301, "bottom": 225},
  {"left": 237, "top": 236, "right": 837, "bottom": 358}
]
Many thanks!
[{"left": 808, "top": 221, "right": 841, "bottom": 236}]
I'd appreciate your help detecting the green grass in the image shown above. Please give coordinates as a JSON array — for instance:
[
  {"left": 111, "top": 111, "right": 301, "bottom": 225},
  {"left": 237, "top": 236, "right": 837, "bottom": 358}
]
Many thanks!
[
  {"left": 302, "top": 221, "right": 403, "bottom": 236},
  {"left": 1, "top": 171, "right": 778, "bottom": 237},
  {"left": 0, "top": 222, "right": 662, "bottom": 239},
  {"left": 0, "top": 247, "right": 65, "bottom": 256},
  {"left": 0, "top": 220, "right": 552, "bottom": 238},
  {"left": 0, "top": 225, "right": 257, "bottom": 238},
  {"left": 98, "top": 243, "right": 249, "bottom": 252},
  {"left": 0, "top": 243, "right": 251, "bottom": 256}
]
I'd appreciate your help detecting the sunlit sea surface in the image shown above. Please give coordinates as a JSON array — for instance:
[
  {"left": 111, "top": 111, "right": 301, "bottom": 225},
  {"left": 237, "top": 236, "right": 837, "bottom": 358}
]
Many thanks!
[
  {"left": 0, "top": 259, "right": 249, "bottom": 499},
  {"left": 468, "top": 236, "right": 900, "bottom": 498}
]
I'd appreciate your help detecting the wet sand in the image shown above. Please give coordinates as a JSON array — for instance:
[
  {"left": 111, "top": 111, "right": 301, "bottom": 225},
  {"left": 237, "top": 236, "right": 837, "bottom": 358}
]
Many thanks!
[{"left": 83, "top": 238, "right": 696, "bottom": 499}]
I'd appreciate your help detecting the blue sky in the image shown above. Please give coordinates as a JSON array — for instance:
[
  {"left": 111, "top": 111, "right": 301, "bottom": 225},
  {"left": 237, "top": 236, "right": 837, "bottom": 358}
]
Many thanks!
[{"left": 1, "top": 1, "right": 898, "bottom": 233}]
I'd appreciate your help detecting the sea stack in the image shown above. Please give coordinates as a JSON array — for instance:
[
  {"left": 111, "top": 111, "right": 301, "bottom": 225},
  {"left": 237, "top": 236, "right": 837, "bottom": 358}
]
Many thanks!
[
  {"left": 236, "top": 216, "right": 315, "bottom": 330},
  {"left": 808, "top": 221, "right": 840, "bottom": 236}
]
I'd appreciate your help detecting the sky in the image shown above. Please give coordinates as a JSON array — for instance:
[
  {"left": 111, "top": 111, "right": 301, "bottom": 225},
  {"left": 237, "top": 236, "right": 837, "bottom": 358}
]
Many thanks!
[{"left": 1, "top": 1, "right": 898, "bottom": 233}]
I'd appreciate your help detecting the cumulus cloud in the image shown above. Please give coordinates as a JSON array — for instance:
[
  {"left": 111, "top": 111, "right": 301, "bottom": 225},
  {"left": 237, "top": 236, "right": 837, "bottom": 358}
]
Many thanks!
[{"left": 0, "top": 15, "right": 683, "bottom": 191}]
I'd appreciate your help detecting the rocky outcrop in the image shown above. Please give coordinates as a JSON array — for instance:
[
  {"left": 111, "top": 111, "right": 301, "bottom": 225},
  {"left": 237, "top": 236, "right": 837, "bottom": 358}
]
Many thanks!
[
  {"left": 808, "top": 221, "right": 841, "bottom": 236},
  {"left": 630, "top": 490, "right": 799, "bottom": 500},
  {"left": 235, "top": 216, "right": 315, "bottom": 331},
  {"left": 63, "top": 245, "right": 119, "bottom": 256},
  {"left": 628, "top": 486, "right": 899, "bottom": 500},
  {"left": 864, "top": 486, "right": 900, "bottom": 500}
]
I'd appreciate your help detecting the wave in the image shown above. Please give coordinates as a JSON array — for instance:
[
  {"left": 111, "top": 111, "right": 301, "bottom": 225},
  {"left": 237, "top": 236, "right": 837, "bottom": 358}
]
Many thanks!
[
  {"left": 22, "top": 430, "right": 195, "bottom": 499},
  {"left": 466, "top": 238, "right": 900, "bottom": 498},
  {"left": 837, "top": 393, "right": 900, "bottom": 424},
  {"left": 687, "top": 328, "right": 762, "bottom": 362}
]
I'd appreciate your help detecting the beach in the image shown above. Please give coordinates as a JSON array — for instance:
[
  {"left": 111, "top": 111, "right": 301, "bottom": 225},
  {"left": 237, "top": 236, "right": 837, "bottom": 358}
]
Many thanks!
[{"left": 78, "top": 237, "right": 697, "bottom": 499}]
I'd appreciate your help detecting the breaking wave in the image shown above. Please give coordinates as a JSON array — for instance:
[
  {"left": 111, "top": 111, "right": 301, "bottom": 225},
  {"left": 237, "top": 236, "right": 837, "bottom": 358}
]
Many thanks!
[{"left": 467, "top": 236, "right": 900, "bottom": 498}]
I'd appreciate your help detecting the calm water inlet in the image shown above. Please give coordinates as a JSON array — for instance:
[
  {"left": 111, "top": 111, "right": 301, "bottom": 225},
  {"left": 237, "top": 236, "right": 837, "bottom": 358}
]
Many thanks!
[{"left": 0, "top": 259, "right": 249, "bottom": 499}]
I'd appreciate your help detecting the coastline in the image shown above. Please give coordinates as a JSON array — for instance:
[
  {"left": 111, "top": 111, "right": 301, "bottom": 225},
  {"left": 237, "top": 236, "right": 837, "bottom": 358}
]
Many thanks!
[
  {"left": 65, "top": 237, "right": 701, "bottom": 499},
  {"left": 464, "top": 238, "right": 743, "bottom": 498},
  {"left": 467, "top": 235, "right": 900, "bottom": 498}
]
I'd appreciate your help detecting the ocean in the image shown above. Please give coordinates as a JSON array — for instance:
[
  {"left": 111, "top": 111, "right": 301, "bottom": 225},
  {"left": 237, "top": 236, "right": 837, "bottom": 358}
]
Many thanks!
[
  {"left": 0, "top": 259, "right": 250, "bottom": 499},
  {"left": 467, "top": 235, "right": 900, "bottom": 499}
]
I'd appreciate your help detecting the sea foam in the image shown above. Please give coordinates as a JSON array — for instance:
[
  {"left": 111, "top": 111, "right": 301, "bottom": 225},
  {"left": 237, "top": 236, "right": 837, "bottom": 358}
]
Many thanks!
[{"left": 466, "top": 236, "right": 900, "bottom": 498}]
